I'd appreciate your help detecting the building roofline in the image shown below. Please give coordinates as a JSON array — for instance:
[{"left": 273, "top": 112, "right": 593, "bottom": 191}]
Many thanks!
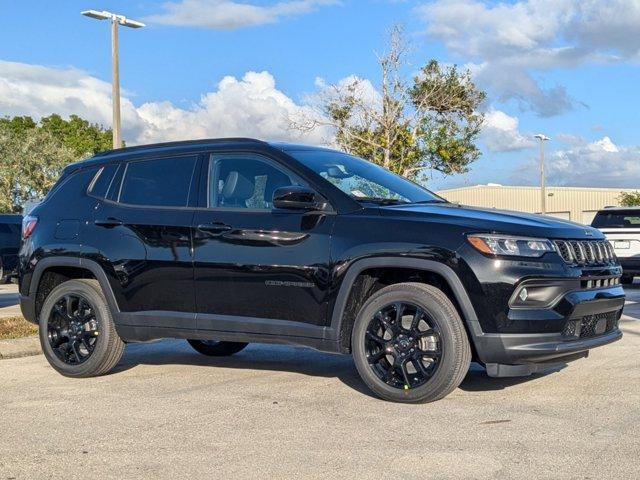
[{"left": 437, "top": 185, "right": 637, "bottom": 193}]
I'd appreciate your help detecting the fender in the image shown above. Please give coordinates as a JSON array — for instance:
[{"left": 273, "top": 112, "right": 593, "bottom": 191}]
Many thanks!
[
  {"left": 328, "top": 257, "right": 484, "bottom": 348},
  {"left": 26, "top": 256, "right": 121, "bottom": 318}
]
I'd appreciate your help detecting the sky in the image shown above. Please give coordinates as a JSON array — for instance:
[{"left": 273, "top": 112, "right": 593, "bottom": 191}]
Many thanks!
[{"left": 1, "top": 0, "right": 639, "bottom": 190}]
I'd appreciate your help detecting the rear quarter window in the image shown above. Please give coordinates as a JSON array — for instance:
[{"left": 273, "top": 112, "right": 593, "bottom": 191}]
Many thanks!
[{"left": 88, "top": 164, "right": 119, "bottom": 199}]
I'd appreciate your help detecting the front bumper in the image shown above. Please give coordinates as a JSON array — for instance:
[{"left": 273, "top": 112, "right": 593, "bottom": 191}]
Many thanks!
[{"left": 472, "top": 284, "right": 625, "bottom": 372}]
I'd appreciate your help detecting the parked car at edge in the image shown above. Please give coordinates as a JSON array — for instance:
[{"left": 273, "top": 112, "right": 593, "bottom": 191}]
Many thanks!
[
  {"left": 18, "top": 139, "right": 625, "bottom": 403},
  {"left": 0, "top": 214, "right": 22, "bottom": 283},
  {"left": 592, "top": 207, "right": 640, "bottom": 285}
]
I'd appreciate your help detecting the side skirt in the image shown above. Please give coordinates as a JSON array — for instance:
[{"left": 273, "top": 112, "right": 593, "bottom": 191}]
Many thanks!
[{"left": 114, "top": 311, "right": 342, "bottom": 353}]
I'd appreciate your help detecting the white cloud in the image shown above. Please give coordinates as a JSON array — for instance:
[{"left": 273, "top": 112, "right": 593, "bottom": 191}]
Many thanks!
[
  {"left": 481, "top": 109, "right": 534, "bottom": 152},
  {"left": 0, "top": 60, "right": 332, "bottom": 147},
  {"left": 418, "top": 0, "right": 640, "bottom": 116},
  {"left": 515, "top": 136, "right": 640, "bottom": 187},
  {"left": 146, "top": 0, "right": 338, "bottom": 29}
]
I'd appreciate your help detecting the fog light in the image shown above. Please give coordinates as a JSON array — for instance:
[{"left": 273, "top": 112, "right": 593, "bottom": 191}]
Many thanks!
[{"left": 518, "top": 288, "right": 528, "bottom": 302}]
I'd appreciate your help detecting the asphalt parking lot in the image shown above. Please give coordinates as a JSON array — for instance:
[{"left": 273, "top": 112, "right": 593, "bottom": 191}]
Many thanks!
[{"left": 1, "top": 286, "right": 639, "bottom": 480}]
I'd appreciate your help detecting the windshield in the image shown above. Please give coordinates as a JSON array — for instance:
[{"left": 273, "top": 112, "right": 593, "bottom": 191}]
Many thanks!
[
  {"left": 592, "top": 210, "right": 640, "bottom": 228},
  {"left": 288, "top": 150, "right": 445, "bottom": 205}
]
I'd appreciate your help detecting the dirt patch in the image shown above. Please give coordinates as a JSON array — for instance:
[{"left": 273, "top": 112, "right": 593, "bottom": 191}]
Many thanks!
[{"left": 0, "top": 316, "right": 38, "bottom": 340}]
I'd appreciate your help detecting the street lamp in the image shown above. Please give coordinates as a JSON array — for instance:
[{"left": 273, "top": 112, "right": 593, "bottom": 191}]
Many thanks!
[
  {"left": 534, "top": 134, "right": 550, "bottom": 214},
  {"left": 81, "top": 10, "right": 145, "bottom": 149}
]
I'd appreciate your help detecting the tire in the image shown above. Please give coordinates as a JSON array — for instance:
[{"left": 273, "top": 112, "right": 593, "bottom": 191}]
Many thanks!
[
  {"left": 187, "top": 339, "right": 248, "bottom": 356},
  {"left": 352, "top": 282, "right": 471, "bottom": 403},
  {"left": 620, "top": 275, "right": 634, "bottom": 285},
  {"left": 39, "top": 279, "right": 124, "bottom": 377}
]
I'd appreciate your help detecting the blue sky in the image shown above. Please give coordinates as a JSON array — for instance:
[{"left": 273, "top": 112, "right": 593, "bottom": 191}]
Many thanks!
[{"left": 1, "top": 0, "right": 639, "bottom": 190}]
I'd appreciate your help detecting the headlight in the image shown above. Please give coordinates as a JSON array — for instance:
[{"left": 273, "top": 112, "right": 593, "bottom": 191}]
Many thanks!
[{"left": 467, "top": 234, "right": 555, "bottom": 258}]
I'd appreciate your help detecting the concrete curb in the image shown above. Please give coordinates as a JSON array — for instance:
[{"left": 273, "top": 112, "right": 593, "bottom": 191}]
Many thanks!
[{"left": 0, "top": 336, "right": 42, "bottom": 360}]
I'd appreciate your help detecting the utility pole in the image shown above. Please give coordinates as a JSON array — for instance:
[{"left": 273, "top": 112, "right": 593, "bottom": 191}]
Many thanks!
[
  {"left": 81, "top": 10, "right": 145, "bottom": 149},
  {"left": 111, "top": 18, "right": 121, "bottom": 149},
  {"left": 534, "top": 134, "right": 550, "bottom": 214}
]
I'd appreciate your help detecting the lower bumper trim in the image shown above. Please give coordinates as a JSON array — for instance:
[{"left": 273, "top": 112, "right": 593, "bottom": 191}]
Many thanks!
[{"left": 475, "top": 328, "right": 623, "bottom": 365}]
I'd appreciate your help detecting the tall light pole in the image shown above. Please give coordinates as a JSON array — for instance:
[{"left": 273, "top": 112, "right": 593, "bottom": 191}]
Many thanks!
[
  {"left": 81, "top": 10, "right": 145, "bottom": 149},
  {"left": 534, "top": 134, "right": 550, "bottom": 214}
]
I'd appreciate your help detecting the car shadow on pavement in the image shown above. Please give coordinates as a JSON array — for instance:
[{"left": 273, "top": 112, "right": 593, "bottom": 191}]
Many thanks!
[
  {"left": 458, "top": 363, "right": 564, "bottom": 392},
  {"left": 113, "top": 339, "right": 377, "bottom": 398},
  {"left": 112, "top": 339, "right": 552, "bottom": 397}
]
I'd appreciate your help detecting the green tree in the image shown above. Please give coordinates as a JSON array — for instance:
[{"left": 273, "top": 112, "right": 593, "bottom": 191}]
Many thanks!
[
  {"left": 40, "top": 114, "right": 113, "bottom": 157},
  {"left": 0, "top": 114, "right": 113, "bottom": 212},
  {"left": 293, "top": 26, "right": 486, "bottom": 180},
  {"left": 619, "top": 191, "right": 640, "bottom": 207},
  {"left": 0, "top": 114, "right": 113, "bottom": 158},
  {"left": 0, "top": 123, "right": 76, "bottom": 212}
]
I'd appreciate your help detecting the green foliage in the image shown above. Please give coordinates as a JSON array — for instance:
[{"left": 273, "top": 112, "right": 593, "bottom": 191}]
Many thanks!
[
  {"left": 0, "top": 114, "right": 112, "bottom": 213},
  {"left": 619, "top": 191, "right": 640, "bottom": 207},
  {"left": 307, "top": 27, "right": 486, "bottom": 181},
  {"left": 40, "top": 114, "right": 113, "bottom": 157}
]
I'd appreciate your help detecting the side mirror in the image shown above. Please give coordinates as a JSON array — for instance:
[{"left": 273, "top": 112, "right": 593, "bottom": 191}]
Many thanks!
[{"left": 272, "top": 185, "right": 325, "bottom": 211}]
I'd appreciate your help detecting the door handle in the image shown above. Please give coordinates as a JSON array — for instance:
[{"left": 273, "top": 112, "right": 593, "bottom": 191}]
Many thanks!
[
  {"left": 197, "top": 222, "right": 232, "bottom": 234},
  {"left": 94, "top": 217, "right": 124, "bottom": 228}
]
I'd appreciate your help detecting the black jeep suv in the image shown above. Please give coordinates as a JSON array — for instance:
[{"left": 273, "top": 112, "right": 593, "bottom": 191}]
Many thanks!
[{"left": 19, "top": 139, "right": 625, "bottom": 403}]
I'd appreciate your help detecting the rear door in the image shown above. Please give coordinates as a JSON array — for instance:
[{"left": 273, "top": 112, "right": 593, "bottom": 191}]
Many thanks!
[
  {"left": 192, "top": 151, "right": 334, "bottom": 330},
  {"left": 91, "top": 154, "right": 199, "bottom": 325}
]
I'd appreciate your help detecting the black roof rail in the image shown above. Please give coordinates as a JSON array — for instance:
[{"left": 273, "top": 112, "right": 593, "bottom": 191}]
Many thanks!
[{"left": 92, "top": 137, "right": 267, "bottom": 158}]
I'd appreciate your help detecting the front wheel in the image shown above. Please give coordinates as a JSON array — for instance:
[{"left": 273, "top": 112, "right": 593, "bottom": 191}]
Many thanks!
[
  {"left": 621, "top": 274, "right": 634, "bottom": 285},
  {"left": 187, "top": 339, "right": 248, "bottom": 356},
  {"left": 352, "top": 282, "right": 471, "bottom": 403}
]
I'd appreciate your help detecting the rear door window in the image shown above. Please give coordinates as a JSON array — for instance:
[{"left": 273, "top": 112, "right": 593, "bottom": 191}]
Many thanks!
[
  {"left": 592, "top": 211, "right": 640, "bottom": 228},
  {"left": 119, "top": 156, "right": 198, "bottom": 207}
]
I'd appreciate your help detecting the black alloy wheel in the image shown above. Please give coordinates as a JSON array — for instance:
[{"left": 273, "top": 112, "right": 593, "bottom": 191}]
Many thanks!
[
  {"left": 39, "top": 279, "right": 124, "bottom": 377},
  {"left": 47, "top": 294, "right": 100, "bottom": 365},
  {"left": 364, "top": 301, "right": 442, "bottom": 390},
  {"left": 352, "top": 282, "right": 471, "bottom": 403}
]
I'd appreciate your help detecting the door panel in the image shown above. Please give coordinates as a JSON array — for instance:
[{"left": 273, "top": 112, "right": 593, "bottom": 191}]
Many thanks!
[
  {"left": 94, "top": 203, "right": 196, "bottom": 314},
  {"left": 90, "top": 154, "right": 199, "bottom": 320},
  {"left": 193, "top": 153, "right": 334, "bottom": 327}
]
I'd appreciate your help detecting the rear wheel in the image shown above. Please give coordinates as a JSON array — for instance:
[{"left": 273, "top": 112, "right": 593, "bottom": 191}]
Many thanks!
[
  {"left": 621, "top": 275, "right": 634, "bottom": 285},
  {"left": 39, "top": 279, "right": 124, "bottom": 377},
  {"left": 187, "top": 339, "right": 248, "bottom": 356},
  {"left": 352, "top": 282, "right": 471, "bottom": 403}
]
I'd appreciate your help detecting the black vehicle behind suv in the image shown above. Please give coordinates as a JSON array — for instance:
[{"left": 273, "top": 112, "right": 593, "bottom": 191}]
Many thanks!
[
  {"left": 0, "top": 214, "right": 22, "bottom": 283},
  {"left": 19, "top": 139, "right": 625, "bottom": 403}
]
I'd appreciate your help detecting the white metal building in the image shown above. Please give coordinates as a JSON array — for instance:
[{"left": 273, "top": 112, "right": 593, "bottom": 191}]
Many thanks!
[{"left": 436, "top": 185, "right": 637, "bottom": 225}]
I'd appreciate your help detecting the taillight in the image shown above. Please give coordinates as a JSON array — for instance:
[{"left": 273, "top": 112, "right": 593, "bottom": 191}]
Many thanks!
[{"left": 22, "top": 215, "right": 38, "bottom": 239}]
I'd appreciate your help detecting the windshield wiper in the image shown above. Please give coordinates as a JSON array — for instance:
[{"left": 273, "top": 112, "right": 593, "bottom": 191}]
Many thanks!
[
  {"left": 409, "top": 199, "right": 448, "bottom": 204},
  {"left": 355, "top": 197, "right": 410, "bottom": 205}
]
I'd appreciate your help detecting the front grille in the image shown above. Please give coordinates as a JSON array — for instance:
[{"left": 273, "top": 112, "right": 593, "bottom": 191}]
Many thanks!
[
  {"left": 562, "top": 311, "right": 620, "bottom": 339},
  {"left": 554, "top": 240, "right": 616, "bottom": 266}
]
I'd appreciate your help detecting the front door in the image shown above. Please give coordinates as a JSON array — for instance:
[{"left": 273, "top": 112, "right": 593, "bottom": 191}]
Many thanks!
[{"left": 192, "top": 152, "right": 334, "bottom": 330}]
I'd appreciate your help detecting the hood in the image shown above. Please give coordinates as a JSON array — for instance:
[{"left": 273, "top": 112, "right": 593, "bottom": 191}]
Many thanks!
[{"left": 380, "top": 203, "right": 603, "bottom": 240}]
